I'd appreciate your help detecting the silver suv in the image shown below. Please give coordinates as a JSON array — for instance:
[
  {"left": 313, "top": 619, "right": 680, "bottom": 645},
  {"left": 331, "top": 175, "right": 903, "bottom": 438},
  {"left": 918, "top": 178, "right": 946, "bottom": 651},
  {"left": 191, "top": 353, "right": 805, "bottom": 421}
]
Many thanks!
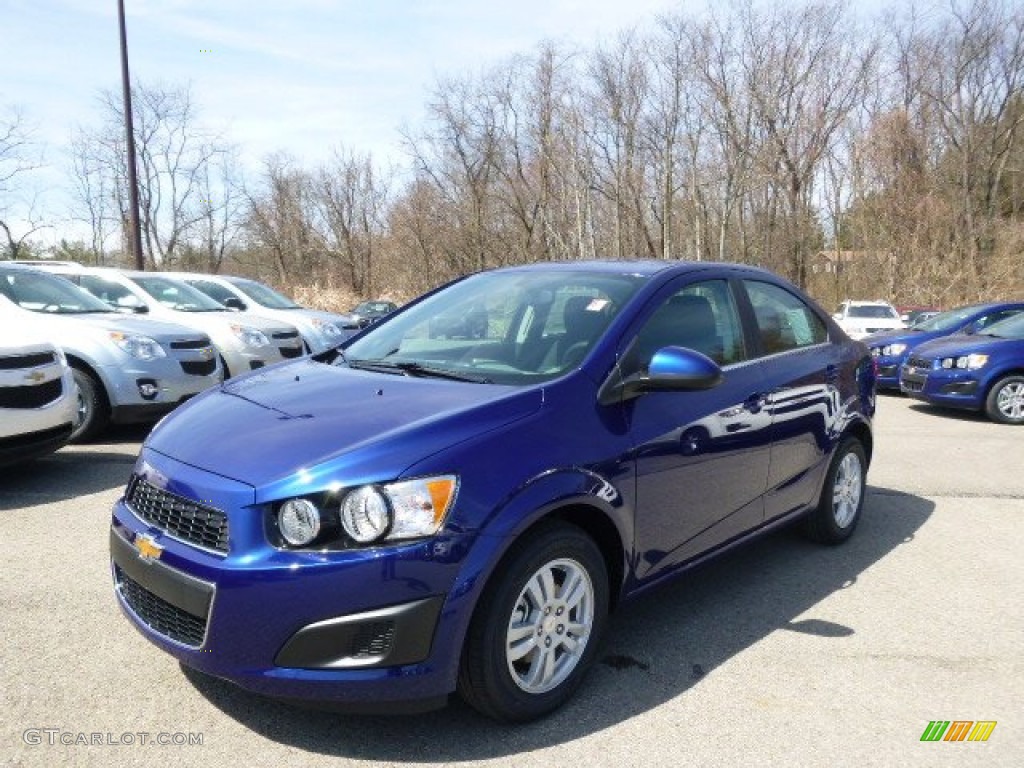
[
  {"left": 160, "top": 272, "right": 356, "bottom": 354},
  {"left": 0, "top": 264, "right": 222, "bottom": 441},
  {"left": 33, "top": 265, "right": 305, "bottom": 376},
  {"left": 0, "top": 331, "right": 77, "bottom": 466}
]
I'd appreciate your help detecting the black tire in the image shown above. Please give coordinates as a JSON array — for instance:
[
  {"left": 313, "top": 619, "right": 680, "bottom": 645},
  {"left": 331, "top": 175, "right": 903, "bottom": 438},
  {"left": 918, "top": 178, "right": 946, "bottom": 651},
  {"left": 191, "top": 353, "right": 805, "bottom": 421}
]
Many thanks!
[
  {"left": 802, "top": 437, "right": 867, "bottom": 545},
  {"left": 458, "top": 522, "right": 609, "bottom": 723},
  {"left": 984, "top": 375, "right": 1024, "bottom": 425},
  {"left": 70, "top": 367, "right": 110, "bottom": 443}
]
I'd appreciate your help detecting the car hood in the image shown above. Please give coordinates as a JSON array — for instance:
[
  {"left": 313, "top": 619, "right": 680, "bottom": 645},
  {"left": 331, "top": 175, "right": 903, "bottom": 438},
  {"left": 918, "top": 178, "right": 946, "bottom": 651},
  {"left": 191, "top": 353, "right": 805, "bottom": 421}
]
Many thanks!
[
  {"left": 863, "top": 328, "right": 944, "bottom": 347},
  {"left": 144, "top": 358, "right": 542, "bottom": 490},
  {"left": 909, "top": 334, "right": 1019, "bottom": 359},
  {"left": 18, "top": 311, "right": 210, "bottom": 343}
]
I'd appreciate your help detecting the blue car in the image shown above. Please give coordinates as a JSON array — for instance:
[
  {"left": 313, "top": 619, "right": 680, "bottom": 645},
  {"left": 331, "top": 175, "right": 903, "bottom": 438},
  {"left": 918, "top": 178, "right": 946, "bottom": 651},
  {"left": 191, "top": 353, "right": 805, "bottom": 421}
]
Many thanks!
[
  {"left": 866, "top": 302, "right": 1024, "bottom": 389},
  {"left": 899, "top": 311, "right": 1024, "bottom": 424},
  {"left": 109, "top": 261, "right": 876, "bottom": 722}
]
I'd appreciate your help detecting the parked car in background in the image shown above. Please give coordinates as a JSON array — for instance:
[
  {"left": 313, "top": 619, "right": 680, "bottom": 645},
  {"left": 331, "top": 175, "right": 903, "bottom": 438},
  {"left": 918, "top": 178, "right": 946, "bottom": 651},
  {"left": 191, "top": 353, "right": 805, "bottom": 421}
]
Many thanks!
[
  {"left": 896, "top": 305, "right": 941, "bottom": 326},
  {"left": 0, "top": 331, "right": 77, "bottom": 466},
  {"left": 900, "top": 311, "right": 1024, "bottom": 424},
  {"left": 349, "top": 300, "right": 399, "bottom": 328},
  {"left": 109, "top": 260, "right": 875, "bottom": 722},
  {"left": 832, "top": 300, "right": 905, "bottom": 340},
  {"left": 866, "top": 301, "right": 1024, "bottom": 390},
  {"left": 162, "top": 272, "right": 355, "bottom": 354},
  {"left": 0, "top": 264, "right": 222, "bottom": 441},
  {"left": 27, "top": 264, "right": 305, "bottom": 377}
]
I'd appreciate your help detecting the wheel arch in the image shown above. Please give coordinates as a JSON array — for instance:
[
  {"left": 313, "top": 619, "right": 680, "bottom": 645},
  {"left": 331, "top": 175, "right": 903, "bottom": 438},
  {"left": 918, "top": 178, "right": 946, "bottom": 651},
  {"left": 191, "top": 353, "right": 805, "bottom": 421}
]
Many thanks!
[{"left": 64, "top": 353, "right": 112, "bottom": 408}]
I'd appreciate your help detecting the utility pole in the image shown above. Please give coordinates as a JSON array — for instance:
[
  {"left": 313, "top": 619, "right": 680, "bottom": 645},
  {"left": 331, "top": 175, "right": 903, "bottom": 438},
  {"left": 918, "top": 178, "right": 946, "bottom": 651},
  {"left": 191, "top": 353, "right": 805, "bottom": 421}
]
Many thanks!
[{"left": 117, "top": 0, "right": 145, "bottom": 270}]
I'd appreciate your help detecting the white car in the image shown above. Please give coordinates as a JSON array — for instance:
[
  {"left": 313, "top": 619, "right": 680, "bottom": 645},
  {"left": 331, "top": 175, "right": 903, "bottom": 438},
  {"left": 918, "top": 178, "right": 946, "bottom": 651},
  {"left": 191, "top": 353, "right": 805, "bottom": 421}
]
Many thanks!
[
  {"left": 832, "top": 300, "right": 905, "bottom": 340},
  {"left": 157, "top": 272, "right": 356, "bottom": 354},
  {"left": 0, "top": 331, "right": 78, "bottom": 466},
  {"left": 28, "top": 265, "right": 305, "bottom": 377}
]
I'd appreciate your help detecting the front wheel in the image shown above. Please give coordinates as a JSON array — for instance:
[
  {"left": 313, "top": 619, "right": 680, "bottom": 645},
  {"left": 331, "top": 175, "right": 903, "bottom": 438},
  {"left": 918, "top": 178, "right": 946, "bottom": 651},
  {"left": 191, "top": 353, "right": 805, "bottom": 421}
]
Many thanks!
[
  {"left": 985, "top": 375, "right": 1024, "bottom": 424},
  {"left": 70, "top": 368, "right": 109, "bottom": 443},
  {"left": 802, "top": 437, "right": 867, "bottom": 545},
  {"left": 458, "top": 522, "right": 609, "bottom": 722}
]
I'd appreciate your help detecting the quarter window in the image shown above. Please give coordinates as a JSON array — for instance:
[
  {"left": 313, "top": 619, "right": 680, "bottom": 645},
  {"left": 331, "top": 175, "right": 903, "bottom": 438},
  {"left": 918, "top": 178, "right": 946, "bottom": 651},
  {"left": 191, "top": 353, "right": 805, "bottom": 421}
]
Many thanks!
[{"left": 744, "top": 281, "right": 827, "bottom": 356}]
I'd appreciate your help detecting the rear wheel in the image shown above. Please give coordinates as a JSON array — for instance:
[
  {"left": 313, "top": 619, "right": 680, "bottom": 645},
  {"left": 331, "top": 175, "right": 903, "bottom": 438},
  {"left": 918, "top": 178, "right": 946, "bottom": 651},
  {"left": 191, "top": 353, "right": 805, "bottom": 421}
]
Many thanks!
[
  {"left": 803, "top": 437, "right": 866, "bottom": 544},
  {"left": 458, "top": 522, "right": 609, "bottom": 722},
  {"left": 985, "top": 375, "right": 1024, "bottom": 424},
  {"left": 70, "top": 367, "right": 109, "bottom": 443}
]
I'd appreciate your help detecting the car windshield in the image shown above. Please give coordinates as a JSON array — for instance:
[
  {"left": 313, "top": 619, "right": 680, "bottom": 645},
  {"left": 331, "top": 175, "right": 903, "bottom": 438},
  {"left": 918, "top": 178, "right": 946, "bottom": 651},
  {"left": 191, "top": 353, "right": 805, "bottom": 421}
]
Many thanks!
[
  {"left": 132, "top": 276, "right": 228, "bottom": 311},
  {"left": 355, "top": 301, "right": 394, "bottom": 314},
  {"left": 848, "top": 305, "right": 898, "bottom": 319},
  {"left": 913, "top": 306, "right": 981, "bottom": 332},
  {"left": 978, "top": 312, "right": 1024, "bottom": 340},
  {"left": 0, "top": 270, "right": 115, "bottom": 314},
  {"left": 230, "top": 279, "right": 301, "bottom": 309},
  {"left": 342, "top": 269, "right": 646, "bottom": 385}
]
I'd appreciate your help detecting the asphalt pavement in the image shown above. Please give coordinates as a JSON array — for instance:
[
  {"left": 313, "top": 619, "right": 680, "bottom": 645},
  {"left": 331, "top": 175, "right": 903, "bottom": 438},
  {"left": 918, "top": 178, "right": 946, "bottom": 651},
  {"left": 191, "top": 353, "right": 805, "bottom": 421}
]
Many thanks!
[{"left": 1, "top": 395, "right": 1021, "bottom": 767}]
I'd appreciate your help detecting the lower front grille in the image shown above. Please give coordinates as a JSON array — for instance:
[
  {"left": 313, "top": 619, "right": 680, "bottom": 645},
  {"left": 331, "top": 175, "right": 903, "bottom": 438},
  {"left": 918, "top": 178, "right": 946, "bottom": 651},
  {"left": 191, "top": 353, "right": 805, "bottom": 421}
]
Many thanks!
[
  {"left": 272, "top": 331, "right": 300, "bottom": 340},
  {"left": 350, "top": 621, "right": 396, "bottom": 659},
  {"left": 278, "top": 346, "right": 303, "bottom": 358},
  {"left": 170, "top": 337, "right": 213, "bottom": 350},
  {"left": 115, "top": 565, "right": 207, "bottom": 647},
  {"left": 124, "top": 475, "right": 229, "bottom": 553},
  {"left": 0, "top": 377, "right": 63, "bottom": 409},
  {"left": 179, "top": 359, "right": 217, "bottom": 376}
]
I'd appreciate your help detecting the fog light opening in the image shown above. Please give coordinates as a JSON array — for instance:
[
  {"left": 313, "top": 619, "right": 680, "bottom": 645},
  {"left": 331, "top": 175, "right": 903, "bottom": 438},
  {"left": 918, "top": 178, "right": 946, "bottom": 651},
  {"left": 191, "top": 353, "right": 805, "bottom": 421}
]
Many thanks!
[{"left": 137, "top": 379, "right": 160, "bottom": 400}]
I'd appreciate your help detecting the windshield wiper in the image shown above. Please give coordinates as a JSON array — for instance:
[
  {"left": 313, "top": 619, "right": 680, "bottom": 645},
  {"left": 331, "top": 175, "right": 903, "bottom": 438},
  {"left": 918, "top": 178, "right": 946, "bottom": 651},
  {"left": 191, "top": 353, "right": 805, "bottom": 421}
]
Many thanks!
[{"left": 347, "top": 358, "right": 492, "bottom": 383}]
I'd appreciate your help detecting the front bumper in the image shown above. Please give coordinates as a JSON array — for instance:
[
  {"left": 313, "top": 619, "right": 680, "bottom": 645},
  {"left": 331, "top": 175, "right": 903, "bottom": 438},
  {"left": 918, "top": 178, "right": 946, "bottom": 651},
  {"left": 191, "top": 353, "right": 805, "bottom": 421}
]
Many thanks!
[
  {"left": 873, "top": 355, "right": 903, "bottom": 389},
  {"left": 109, "top": 449, "right": 480, "bottom": 707},
  {"left": 100, "top": 356, "right": 221, "bottom": 424},
  {"left": 899, "top": 364, "right": 984, "bottom": 411}
]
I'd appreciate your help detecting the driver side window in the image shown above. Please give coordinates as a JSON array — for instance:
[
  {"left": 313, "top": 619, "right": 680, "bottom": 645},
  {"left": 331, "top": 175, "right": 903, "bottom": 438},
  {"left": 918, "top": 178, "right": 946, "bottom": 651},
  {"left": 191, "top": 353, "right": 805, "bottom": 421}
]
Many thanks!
[{"left": 624, "top": 280, "right": 745, "bottom": 374}]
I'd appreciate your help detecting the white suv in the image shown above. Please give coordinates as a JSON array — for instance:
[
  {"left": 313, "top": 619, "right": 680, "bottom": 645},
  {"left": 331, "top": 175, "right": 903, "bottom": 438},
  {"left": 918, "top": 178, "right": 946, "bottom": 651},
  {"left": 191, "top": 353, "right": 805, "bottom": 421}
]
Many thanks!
[
  {"left": 832, "top": 300, "right": 905, "bottom": 340},
  {"left": 0, "top": 331, "right": 77, "bottom": 466}
]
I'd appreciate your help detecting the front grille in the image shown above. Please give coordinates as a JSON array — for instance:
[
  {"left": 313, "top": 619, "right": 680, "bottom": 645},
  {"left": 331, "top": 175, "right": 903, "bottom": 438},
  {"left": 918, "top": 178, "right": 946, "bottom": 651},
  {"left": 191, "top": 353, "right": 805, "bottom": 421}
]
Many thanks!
[
  {"left": 115, "top": 565, "right": 207, "bottom": 647},
  {"left": 170, "top": 337, "right": 213, "bottom": 350},
  {"left": 0, "top": 352, "right": 55, "bottom": 370},
  {"left": 179, "top": 359, "right": 217, "bottom": 376},
  {"left": 271, "top": 330, "right": 300, "bottom": 340},
  {"left": 279, "top": 346, "right": 303, "bottom": 358},
  {"left": 907, "top": 356, "right": 931, "bottom": 369},
  {"left": 350, "top": 621, "right": 396, "bottom": 659},
  {"left": 125, "top": 475, "right": 229, "bottom": 553},
  {"left": 0, "top": 377, "right": 63, "bottom": 409}
]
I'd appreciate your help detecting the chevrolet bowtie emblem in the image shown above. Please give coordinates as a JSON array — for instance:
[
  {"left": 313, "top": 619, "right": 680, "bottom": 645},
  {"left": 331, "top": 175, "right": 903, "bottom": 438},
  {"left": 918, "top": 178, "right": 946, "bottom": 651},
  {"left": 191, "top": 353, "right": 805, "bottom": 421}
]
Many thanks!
[
  {"left": 24, "top": 371, "right": 46, "bottom": 384},
  {"left": 199, "top": 347, "right": 213, "bottom": 360},
  {"left": 134, "top": 534, "right": 163, "bottom": 561}
]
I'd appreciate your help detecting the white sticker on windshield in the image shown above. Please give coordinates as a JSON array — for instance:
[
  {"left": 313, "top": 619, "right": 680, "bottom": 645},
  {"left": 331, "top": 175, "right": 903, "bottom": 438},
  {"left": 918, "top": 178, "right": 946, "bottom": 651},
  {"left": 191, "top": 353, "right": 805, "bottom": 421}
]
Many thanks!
[{"left": 586, "top": 298, "right": 610, "bottom": 312}]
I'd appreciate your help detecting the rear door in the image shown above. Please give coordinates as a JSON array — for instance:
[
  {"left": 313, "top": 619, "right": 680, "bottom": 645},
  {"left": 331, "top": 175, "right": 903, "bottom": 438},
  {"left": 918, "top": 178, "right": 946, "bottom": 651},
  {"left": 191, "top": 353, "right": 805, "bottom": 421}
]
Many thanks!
[{"left": 737, "top": 279, "right": 841, "bottom": 522}]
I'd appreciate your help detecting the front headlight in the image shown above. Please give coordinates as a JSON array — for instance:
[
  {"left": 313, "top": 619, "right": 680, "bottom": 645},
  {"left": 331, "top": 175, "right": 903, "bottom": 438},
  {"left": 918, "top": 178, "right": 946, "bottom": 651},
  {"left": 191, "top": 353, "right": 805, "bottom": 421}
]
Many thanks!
[
  {"left": 274, "top": 475, "right": 458, "bottom": 549},
  {"left": 109, "top": 332, "right": 166, "bottom": 361},
  {"left": 312, "top": 318, "right": 342, "bottom": 338},
  {"left": 882, "top": 343, "right": 907, "bottom": 356},
  {"left": 279, "top": 498, "right": 321, "bottom": 546},
  {"left": 940, "top": 354, "right": 988, "bottom": 371},
  {"left": 230, "top": 324, "right": 270, "bottom": 348}
]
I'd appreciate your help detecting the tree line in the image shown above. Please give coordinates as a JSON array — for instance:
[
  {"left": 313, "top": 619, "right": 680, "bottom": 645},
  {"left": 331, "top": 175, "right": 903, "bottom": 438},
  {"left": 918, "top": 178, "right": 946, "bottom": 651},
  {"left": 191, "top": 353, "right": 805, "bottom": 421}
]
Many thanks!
[{"left": 2, "top": 0, "right": 1023, "bottom": 310}]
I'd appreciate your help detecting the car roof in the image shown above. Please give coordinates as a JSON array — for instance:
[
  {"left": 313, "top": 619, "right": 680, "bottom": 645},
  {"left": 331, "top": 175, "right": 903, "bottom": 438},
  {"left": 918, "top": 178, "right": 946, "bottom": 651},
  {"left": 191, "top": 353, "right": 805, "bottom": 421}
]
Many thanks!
[{"left": 491, "top": 259, "right": 777, "bottom": 279}]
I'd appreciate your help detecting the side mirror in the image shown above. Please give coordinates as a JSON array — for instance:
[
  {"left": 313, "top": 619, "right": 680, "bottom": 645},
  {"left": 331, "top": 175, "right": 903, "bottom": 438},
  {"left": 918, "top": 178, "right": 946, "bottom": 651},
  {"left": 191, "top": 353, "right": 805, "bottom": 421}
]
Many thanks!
[
  {"left": 223, "top": 297, "right": 246, "bottom": 311},
  {"left": 131, "top": 304, "right": 149, "bottom": 314},
  {"left": 599, "top": 346, "right": 723, "bottom": 405}
]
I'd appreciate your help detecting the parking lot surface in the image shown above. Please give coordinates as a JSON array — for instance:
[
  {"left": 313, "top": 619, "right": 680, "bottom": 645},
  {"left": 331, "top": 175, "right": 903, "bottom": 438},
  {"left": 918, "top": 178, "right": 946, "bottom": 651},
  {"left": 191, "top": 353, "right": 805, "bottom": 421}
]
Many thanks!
[{"left": 2, "top": 395, "right": 1021, "bottom": 767}]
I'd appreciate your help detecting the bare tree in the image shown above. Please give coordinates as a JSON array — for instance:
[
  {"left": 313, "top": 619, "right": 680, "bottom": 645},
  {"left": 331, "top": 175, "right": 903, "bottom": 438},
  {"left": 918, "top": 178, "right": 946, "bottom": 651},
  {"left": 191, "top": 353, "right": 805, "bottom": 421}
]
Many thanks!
[{"left": 0, "top": 105, "right": 48, "bottom": 259}]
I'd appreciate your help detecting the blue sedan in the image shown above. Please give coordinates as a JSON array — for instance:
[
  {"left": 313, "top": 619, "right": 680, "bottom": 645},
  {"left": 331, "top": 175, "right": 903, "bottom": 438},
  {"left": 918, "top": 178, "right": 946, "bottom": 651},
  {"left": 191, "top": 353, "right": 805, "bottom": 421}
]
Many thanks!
[
  {"left": 109, "top": 260, "right": 876, "bottom": 722},
  {"left": 866, "top": 302, "right": 1024, "bottom": 389},
  {"left": 900, "top": 311, "right": 1024, "bottom": 424}
]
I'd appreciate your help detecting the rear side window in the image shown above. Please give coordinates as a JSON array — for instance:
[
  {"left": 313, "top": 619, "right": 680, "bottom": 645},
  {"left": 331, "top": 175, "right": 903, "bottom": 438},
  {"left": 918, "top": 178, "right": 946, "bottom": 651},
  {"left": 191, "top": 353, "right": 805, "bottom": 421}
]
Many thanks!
[{"left": 744, "top": 281, "right": 827, "bottom": 356}]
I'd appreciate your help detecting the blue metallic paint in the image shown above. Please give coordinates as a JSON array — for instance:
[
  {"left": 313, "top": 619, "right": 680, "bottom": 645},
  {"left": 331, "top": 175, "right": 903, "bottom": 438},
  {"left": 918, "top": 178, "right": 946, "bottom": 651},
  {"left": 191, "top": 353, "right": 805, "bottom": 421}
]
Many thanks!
[{"left": 110, "top": 260, "right": 875, "bottom": 710}]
